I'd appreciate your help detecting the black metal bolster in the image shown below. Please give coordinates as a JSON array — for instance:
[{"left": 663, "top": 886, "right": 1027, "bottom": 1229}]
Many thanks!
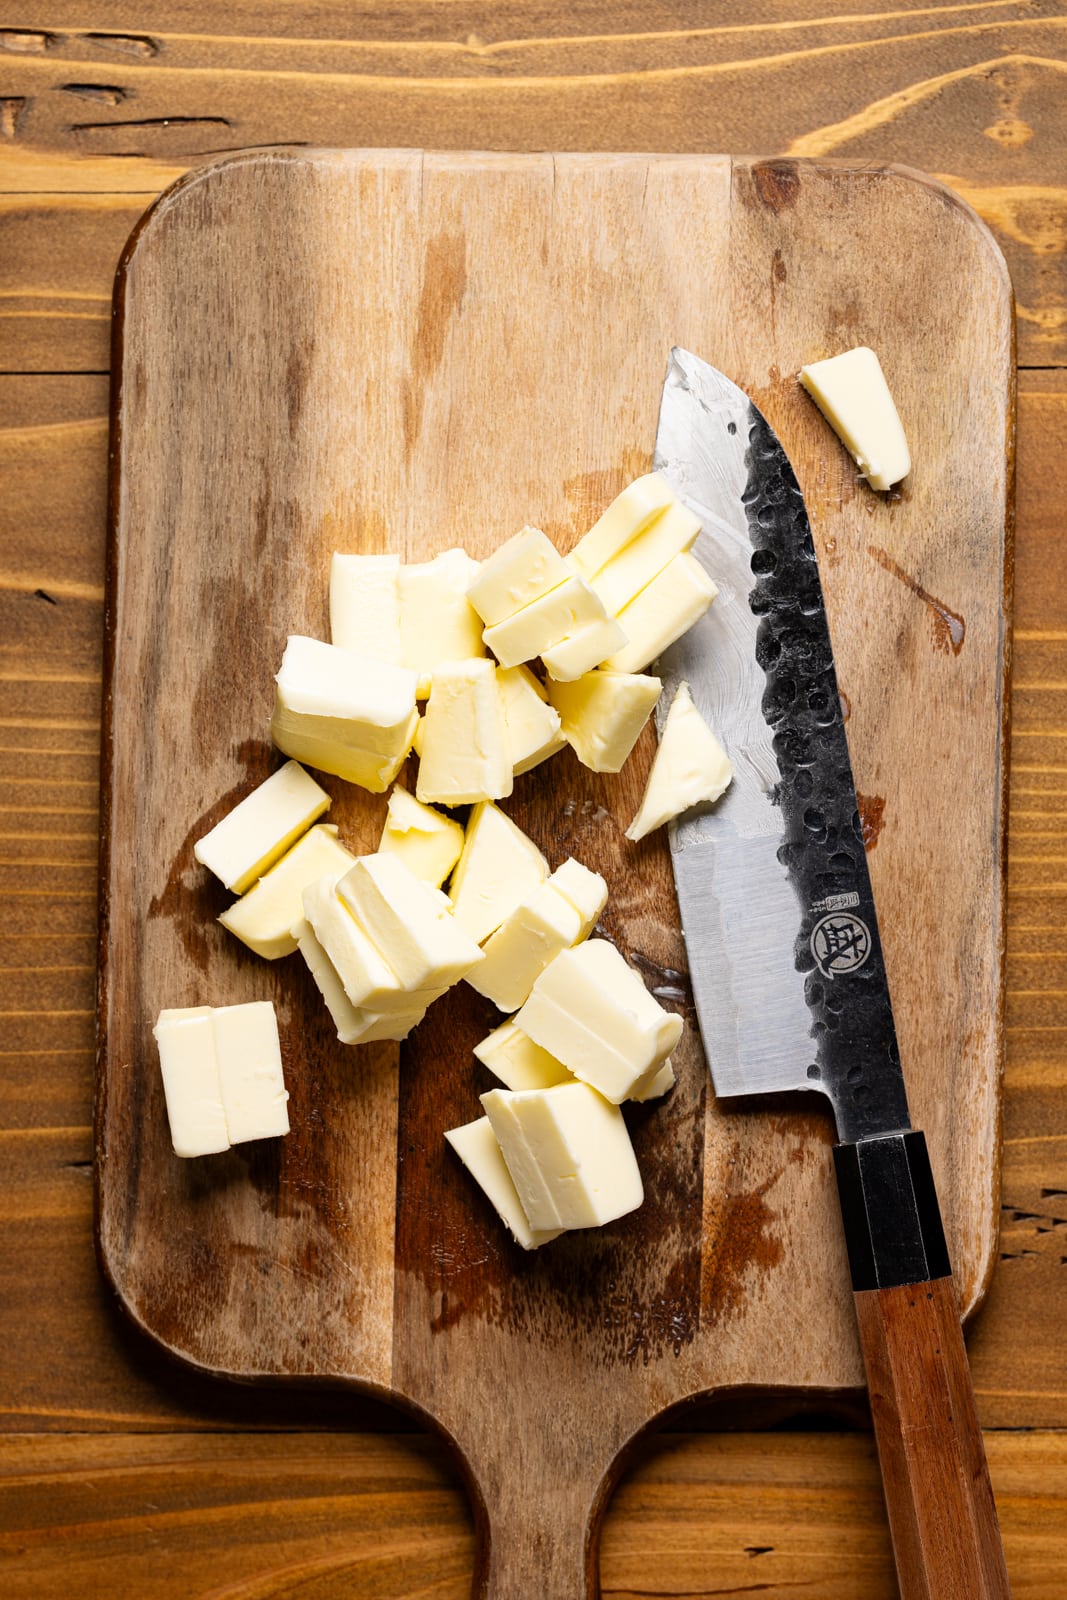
[{"left": 832, "top": 1130, "right": 952, "bottom": 1292}]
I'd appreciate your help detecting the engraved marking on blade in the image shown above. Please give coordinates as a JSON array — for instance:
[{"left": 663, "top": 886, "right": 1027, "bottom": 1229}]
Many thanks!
[
  {"left": 811, "top": 891, "right": 860, "bottom": 914},
  {"left": 811, "top": 912, "right": 871, "bottom": 980}
]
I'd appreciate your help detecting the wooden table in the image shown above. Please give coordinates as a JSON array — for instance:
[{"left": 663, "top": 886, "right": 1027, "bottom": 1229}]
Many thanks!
[{"left": 2, "top": 6, "right": 1065, "bottom": 1595}]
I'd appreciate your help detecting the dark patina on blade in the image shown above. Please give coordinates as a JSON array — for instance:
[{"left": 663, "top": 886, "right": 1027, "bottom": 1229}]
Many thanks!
[{"left": 654, "top": 347, "right": 910, "bottom": 1144}]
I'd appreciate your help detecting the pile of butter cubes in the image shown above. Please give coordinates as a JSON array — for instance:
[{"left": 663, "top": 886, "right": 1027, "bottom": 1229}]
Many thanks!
[{"left": 161, "top": 472, "right": 736, "bottom": 1247}]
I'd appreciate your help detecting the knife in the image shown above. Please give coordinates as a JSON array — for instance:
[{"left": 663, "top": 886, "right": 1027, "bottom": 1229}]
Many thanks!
[{"left": 654, "top": 347, "right": 1011, "bottom": 1600}]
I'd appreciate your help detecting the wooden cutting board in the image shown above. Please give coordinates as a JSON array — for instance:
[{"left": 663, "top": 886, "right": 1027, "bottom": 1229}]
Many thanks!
[{"left": 97, "top": 151, "right": 1014, "bottom": 1598}]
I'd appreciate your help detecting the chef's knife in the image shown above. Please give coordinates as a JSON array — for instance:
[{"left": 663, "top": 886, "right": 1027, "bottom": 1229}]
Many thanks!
[{"left": 655, "top": 347, "right": 1011, "bottom": 1600}]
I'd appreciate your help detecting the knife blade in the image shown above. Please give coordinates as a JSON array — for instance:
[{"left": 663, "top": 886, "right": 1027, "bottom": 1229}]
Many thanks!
[{"left": 655, "top": 346, "right": 1011, "bottom": 1600}]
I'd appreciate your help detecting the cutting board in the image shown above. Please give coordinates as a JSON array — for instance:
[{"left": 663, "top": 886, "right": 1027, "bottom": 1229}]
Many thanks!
[{"left": 97, "top": 151, "right": 1014, "bottom": 1598}]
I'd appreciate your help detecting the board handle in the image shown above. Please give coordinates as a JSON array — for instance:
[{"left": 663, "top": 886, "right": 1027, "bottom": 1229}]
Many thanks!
[
  {"left": 472, "top": 1468, "right": 604, "bottom": 1599},
  {"left": 834, "top": 1131, "right": 1011, "bottom": 1600}
]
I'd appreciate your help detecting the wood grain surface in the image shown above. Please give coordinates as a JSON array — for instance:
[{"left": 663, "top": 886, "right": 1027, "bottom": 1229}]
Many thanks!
[{"left": 3, "top": 5, "right": 1067, "bottom": 1597}]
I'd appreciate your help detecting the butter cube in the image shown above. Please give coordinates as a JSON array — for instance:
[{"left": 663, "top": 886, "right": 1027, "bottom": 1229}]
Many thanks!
[
  {"left": 587, "top": 498, "right": 701, "bottom": 616},
  {"left": 547, "top": 669, "right": 661, "bottom": 773},
  {"left": 630, "top": 1058, "right": 677, "bottom": 1102},
  {"left": 466, "top": 526, "right": 571, "bottom": 627},
  {"left": 568, "top": 472, "right": 676, "bottom": 580},
  {"left": 378, "top": 785, "right": 464, "bottom": 890},
  {"left": 218, "top": 824, "right": 357, "bottom": 959},
  {"left": 482, "top": 574, "right": 609, "bottom": 670},
  {"left": 468, "top": 858, "right": 607, "bottom": 1012},
  {"left": 211, "top": 1000, "right": 290, "bottom": 1145},
  {"left": 293, "top": 918, "right": 426, "bottom": 1044},
  {"left": 302, "top": 874, "right": 423, "bottom": 1012},
  {"left": 336, "top": 853, "right": 485, "bottom": 992},
  {"left": 448, "top": 800, "right": 548, "bottom": 944},
  {"left": 445, "top": 1116, "right": 564, "bottom": 1249},
  {"left": 329, "top": 552, "right": 402, "bottom": 660},
  {"left": 544, "top": 856, "right": 609, "bottom": 938},
  {"left": 271, "top": 635, "right": 418, "bottom": 793},
  {"left": 153, "top": 1007, "right": 230, "bottom": 1158},
  {"left": 514, "top": 938, "right": 683, "bottom": 1104},
  {"left": 799, "top": 345, "right": 911, "bottom": 492},
  {"left": 416, "top": 657, "right": 513, "bottom": 806},
  {"left": 497, "top": 665, "right": 565, "bottom": 776},
  {"left": 398, "top": 548, "right": 485, "bottom": 696},
  {"left": 600, "top": 553, "right": 718, "bottom": 674},
  {"left": 626, "top": 681, "right": 732, "bottom": 842},
  {"left": 481, "top": 1082, "right": 644, "bottom": 1230},
  {"left": 194, "top": 759, "right": 330, "bottom": 894},
  {"left": 541, "top": 615, "right": 628, "bottom": 682},
  {"left": 474, "top": 1019, "right": 573, "bottom": 1090}
]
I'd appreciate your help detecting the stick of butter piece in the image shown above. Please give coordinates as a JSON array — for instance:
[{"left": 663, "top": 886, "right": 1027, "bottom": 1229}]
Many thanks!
[
  {"left": 378, "top": 785, "right": 464, "bottom": 890},
  {"left": 587, "top": 498, "right": 701, "bottom": 616},
  {"left": 473, "top": 1019, "right": 573, "bottom": 1090},
  {"left": 302, "top": 873, "right": 427, "bottom": 1012},
  {"left": 398, "top": 548, "right": 486, "bottom": 697},
  {"left": 448, "top": 800, "right": 548, "bottom": 944},
  {"left": 194, "top": 759, "right": 330, "bottom": 894},
  {"left": 336, "top": 853, "right": 485, "bottom": 991},
  {"left": 629, "top": 1057, "right": 676, "bottom": 1102},
  {"left": 466, "top": 526, "right": 571, "bottom": 627},
  {"left": 514, "top": 938, "right": 683, "bottom": 1104},
  {"left": 445, "top": 1116, "right": 564, "bottom": 1249},
  {"left": 547, "top": 669, "right": 661, "bottom": 773},
  {"left": 546, "top": 856, "right": 609, "bottom": 939},
  {"left": 480, "top": 1082, "right": 643, "bottom": 1231},
  {"left": 496, "top": 665, "right": 566, "bottom": 776},
  {"left": 329, "top": 552, "right": 402, "bottom": 660},
  {"left": 799, "top": 345, "right": 910, "bottom": 492},
  {"left": 271, "top": 636, "right": 418, "bottom": 793},
  {"left": 468, "top": 859, "right": 606, "bottom": 1012},
  {"left": 626, "top": 681, "right": 732, "bottom": 842},
  {"left": 600, "top": 553, "right": 718, "bottom": 675},
  {"left": 218, "top": 824, "right": 357, "bottom": 959},
  {"left": 568, "top": 472, "right": 676, "bottom": 580},
  {"left": 482, "top": 574, "right": 608, "bottom": 670},
  {"left": 416, "top": 657, "right": 513, "bottom": 805},
  {"left": 211, "top": 1000, "right": 290, "bottom": 1145},
  {"left": 540, "top": 614, "right": 628, "bottom": 682},
  {"left": 153, "top": 1007, "right": 230, "bottom": 1158},
  {"left": 292, "top": 917, "right": 427, "bottom": 1044}
]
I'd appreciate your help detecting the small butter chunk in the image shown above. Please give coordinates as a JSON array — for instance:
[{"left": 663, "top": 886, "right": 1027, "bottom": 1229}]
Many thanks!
[
  {"left": 302, "top": 874, "right": 422, "bottom": 1012},
  {"left": 630, "top": 1057, "right": 676, "bottom": 1102},
  {"left": 329, "top": 553, "right": 402, "bottom": 660},
  {"left": 474, "top": 1019, "right": 573, "bottom": 1090},
  {"left": 481, "top": 1082, "right": 643, "bottom": 1231},
  {"left": 547, "top": 669, "right": 661, "bottom": 773},
  {"left": 448, "top": 800, "right": 548, "bottom": 944},
  {"left": 496, "top": 665, "right": 565, "bottom": 776},
  {"left": 799, "top": 346, "right": 910, "bottom": 492},
  {"left": 416, "top": 657, "right": 513, "bottom": 805},
  {"left": 219, "top": 824, "right": 357, "bottom": 959},
  {"left": 467, "top": 526, "right": 571, "bottom": 627},
  {"left": 445, "top": 1116, "right": 564, "bottom": 1249},
  {"left": 546, "top": 856, "right": 609, "bottom": 938},
  {"left": 482, "top": 574, "right": 608, "bottom": 670},
  {"left": 541, "top": 615, "right": 628, "bottom": 682},
  {"left": 398, "top": 549, "right": 485, "bottom": 696},
  {"left": 293, "top": 918, "right": 426, "bottom": 1044},
  {"left": 336, "top": 853, "right": 485, "bottom": 992},
  {"left": 601, "top": 553, "right": 718, "bottom": 674},
  {"left": 211, "top": 1000, "right": 290, "bottom": 1145},
  {"left": 515, "top": 938, "right": 683, "bottom": 1104},
  {"left": 194, "top": 759, "right": 330, "bottom": 894},
  {"left": 626, "top": 681, "right": 732, "bottom": 842},
  {"left": 378, "top": 785, "right": 464, "bottom": 890},
  {"left": 271, "top": 635, "right": 418, "bottom": 793},
  {"left": 568, "top": 472, "right": 676, "bottom": 580},
  {"left": 153, "top": 1007, "right": 230, "bottom": 1158},
  {"left": 587, "top": 498, "right": 701, "bottom": 616},
  {"left": 468, "top": 860, "right": 605, "bottom": 1013}
]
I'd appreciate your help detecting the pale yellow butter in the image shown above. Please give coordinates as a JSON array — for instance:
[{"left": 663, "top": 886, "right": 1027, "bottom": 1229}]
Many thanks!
[
  {"left": 481, "top": 1081, "right": 644, "bottom": 1231},
  {"left": 630, "top": 1058, "right": 677, "bottom": 1102},
  {"left": 398, "top": 548, "right": 485, "bottom": 697},
  {"left": 626, "top": 681, "right": 732, "bottom": 842},
  {"left": 336, "top": 852, "right": 485, "bottom": 992},
  {"left": 588, "top": 498, "right": 701, "bottom": 616},
  {"left": 194, "top": 759, "right": 330, "bottom": 894},
  {"left": 547, "top": 669, "right": 661, "bottom": 773},
  {"left": 211, "top": 1000, "right": 290, "bottom": 1145},
  {"left": 514, "top": 938, "right": 683, "bottom": 1104},
  {"left": 568, "top": 472, "right": 676, "bottom": 580},
  {"left": 482, "top": 574, "right": 608, "bottom": 670},
  {"left": 219, "top": 824, "right": 356, "bottom": 959},
  {"left": 466, "top": 526, "right": 571, "bottom": 627},
  {"left": 799, "top": 345, "right": 910, "bottom": 492},
  {"left": 271, "top": 635, "right": 418, "bottom": 793},
  {"left": 378, "top": 785, "right": 464, "bottom": 890},
  {"left": 445, "top": 1115, "right": 564, "bottom": 1249},
  {"left": 416, "top": 657, "right": 513, "bottom": 805},
  {"left": 466, "top": 858, "right": 606, "bottom": 1012},
  {"left": 301, "top": 873, "right": 425, "bottom": 1013},
  {"left": 292, "top": 917, "right": 427, "bottom": 1044},
  {"left": 496, "top": 665, "right": 565, "bottom": 775},
  {"left": 153, "top": 1007, "right": 230, "bottom": 1158},
  {"left": 329, "top": 552, "right": 402, "bottom": 660},
  {"left": 540, "top": 615, "right": 628, "bottom": 682},
  {"left": 448, "top": 800, "right": 548, "bottom": 944},
  {"left": 601, "top": 553, "right": 718, "bottom": 675},
  {"left": 473, "top": 1019, "right": 573, "bottom": 1091}
]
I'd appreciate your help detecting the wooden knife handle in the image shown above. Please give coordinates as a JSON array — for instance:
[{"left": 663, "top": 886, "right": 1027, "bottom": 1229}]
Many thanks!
[{"left": 834, "top": 1132, "right": 1011, "bottom": 1600}]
